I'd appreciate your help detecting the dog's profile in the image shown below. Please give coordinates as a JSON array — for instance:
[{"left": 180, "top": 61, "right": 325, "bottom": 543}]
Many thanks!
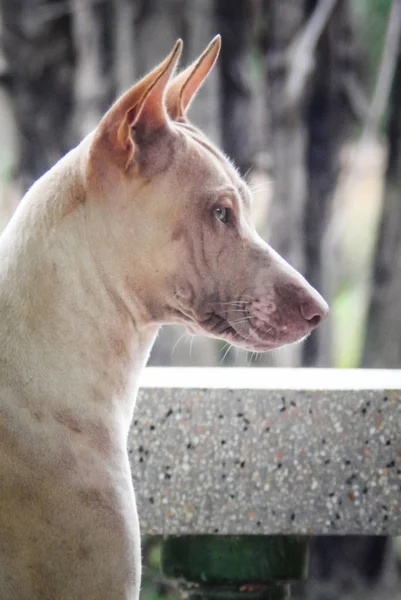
[{"left": 0, "top": 37, "right": 327, "bottom": 599}]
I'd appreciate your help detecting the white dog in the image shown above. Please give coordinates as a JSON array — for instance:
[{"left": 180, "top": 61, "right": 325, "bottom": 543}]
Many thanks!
[{"left": 0, "top": 37, "right": 327, "bottom": 599}]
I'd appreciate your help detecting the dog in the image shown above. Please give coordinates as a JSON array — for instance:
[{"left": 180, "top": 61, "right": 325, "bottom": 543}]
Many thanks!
[{"left": 0, "top": 36, "right": 328, "bottom": 599}]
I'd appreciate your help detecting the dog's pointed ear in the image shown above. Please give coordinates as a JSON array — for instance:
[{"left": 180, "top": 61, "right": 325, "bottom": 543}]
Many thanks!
[
  {"left": 166, "top": 35, "right": 221, "bottom": 121},
  {"left": 94, "top": 40, "right": 183, "bottom": 169}
]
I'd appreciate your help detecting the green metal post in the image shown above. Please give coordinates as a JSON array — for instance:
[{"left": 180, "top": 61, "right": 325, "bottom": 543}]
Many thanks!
[{"left": 161, "top": 535, "right": 309, "bottom": 600}]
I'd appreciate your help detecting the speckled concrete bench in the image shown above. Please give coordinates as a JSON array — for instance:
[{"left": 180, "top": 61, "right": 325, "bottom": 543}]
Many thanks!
[{"left": 130, "top": 368, "right": 401, "bottom": 600}]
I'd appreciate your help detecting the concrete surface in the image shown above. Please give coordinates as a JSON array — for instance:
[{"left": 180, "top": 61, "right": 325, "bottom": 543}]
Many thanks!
[{"left": 130, "top": 368, "right": 401, "bottom": 535}]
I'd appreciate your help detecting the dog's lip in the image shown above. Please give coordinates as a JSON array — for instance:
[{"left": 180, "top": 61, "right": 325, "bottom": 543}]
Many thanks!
[
  {"left": 191, "top": 311, "right": 278, "bottom": 351},
  {"left": 191, "top": 309, "right": 312, "bottom": 352},
  {"left": 221, "top": 325, "right": 311, "bottom": 352},
  {"left": 221, "top": 325, "right": 282, "bottom": 351}
]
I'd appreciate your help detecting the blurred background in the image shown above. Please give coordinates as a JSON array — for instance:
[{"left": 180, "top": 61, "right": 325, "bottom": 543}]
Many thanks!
[{"left": 0, "top": 0, "right": 401, "bottom": 598}]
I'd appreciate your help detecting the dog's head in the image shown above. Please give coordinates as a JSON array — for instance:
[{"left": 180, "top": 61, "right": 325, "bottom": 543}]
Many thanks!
[{"left": 85, "top": 38, "right": 328, "bottom": 352}]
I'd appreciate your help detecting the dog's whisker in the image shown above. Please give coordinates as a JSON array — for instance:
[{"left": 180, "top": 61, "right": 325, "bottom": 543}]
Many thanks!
[
  {"left": 220, "top": 342, "right": 233, "bottom": 364},
  {"left": 171, "top": 331, "right": 190, "bottom": 357},
  {"left": 229, "top": 316, "right": 254, "bottom": 325},
  {"left": 246, "top": 350, "right": 253, "bottom": 366},
  {"left": 209, "top": 301, "right": 248, "bottom": 308},
  {"left": 188, "top": 334, "right": 195, "bottom": 360},
  {"left": 248, "top": 184, "right": 271, "bottom": 194},
  {"left": 243, "top": 166, "right": 253, "bottom": 180},
  {"left": 219, "top": 341, "right": 230, "bottom": 354}
]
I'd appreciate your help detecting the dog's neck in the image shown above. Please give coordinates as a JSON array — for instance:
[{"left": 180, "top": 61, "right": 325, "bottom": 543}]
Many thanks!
[{"left": 0, "top": 142, "right": 158, "bottom": 428}]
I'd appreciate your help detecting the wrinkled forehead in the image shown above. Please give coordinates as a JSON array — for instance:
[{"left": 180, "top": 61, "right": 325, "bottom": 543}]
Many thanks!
[{"left": 173, "top": 121, "right": 250, "bottom": 206}]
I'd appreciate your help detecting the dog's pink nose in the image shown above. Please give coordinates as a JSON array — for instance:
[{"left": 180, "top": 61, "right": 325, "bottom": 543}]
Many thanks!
[{"left": 300, "top": 295, "right": 329, "bottom": 327}]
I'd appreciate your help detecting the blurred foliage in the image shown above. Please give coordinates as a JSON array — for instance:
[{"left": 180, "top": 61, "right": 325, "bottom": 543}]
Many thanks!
[
  {"left": 356, "top": 0, "right": 391, "bottom": 92},
  {"left": 333, "top": 286, "right": 365, "bottom": 368}
]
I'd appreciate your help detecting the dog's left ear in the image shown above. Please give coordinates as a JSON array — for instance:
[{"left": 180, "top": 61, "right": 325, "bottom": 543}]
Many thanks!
[
  {"left": 91, "top": 40, "right": 182, "bottom": 171},
  {"left": 166, "top": 35, "right": 221, "bottom": 121}
]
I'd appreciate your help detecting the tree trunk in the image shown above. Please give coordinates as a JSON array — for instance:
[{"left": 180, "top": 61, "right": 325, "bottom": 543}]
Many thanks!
[
  {"left": 113, "top": 0, "right": 137, "bottom": 96},
  {"left": 1, "top": 0, "right": 75, "bottom": 189},
  {"left": 183, "top": 0, "right": 220, "bottom": 142},
  {"left": 215, "top": 0, "right": 253, "bottom": 176},
  {"left": 264, "top": 0, "right": 307, "bottom": 273},
  {"left": 302, "top": 0, "right": 354, "bottom": 366},
  {"left": 135, "top": 0, "right": 183, "bottom": 77},
  {"left": 0, "top": 7, "right": 20, "bottom": 232},
  {"left": 263, "top": 0, "right": 307, "bottom": 366},
  {"left": 135, "top": 0, "right": 220, "bottom": 143},
  {"left": 293, "top": 536, "right": 399, "bottom": 600},
  {"left": 70, "top": 0, "right": 111, "bottom": 140},
  {"left": 363, "top": 51, "right": 401, "bottom": 367}
]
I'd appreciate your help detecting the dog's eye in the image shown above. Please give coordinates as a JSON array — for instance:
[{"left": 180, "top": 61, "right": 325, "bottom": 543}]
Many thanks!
[{"left": 214, "top": 206, "right": 229, "bottom": 224}]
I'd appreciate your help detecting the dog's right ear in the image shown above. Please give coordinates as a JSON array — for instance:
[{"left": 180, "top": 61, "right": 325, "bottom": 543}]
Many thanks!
[
  {"left": 166, "top": 35, "right": 221, "bottom": 121},
  {"left": 90, "top": 40, "right": 182, "bottom": 171}
]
